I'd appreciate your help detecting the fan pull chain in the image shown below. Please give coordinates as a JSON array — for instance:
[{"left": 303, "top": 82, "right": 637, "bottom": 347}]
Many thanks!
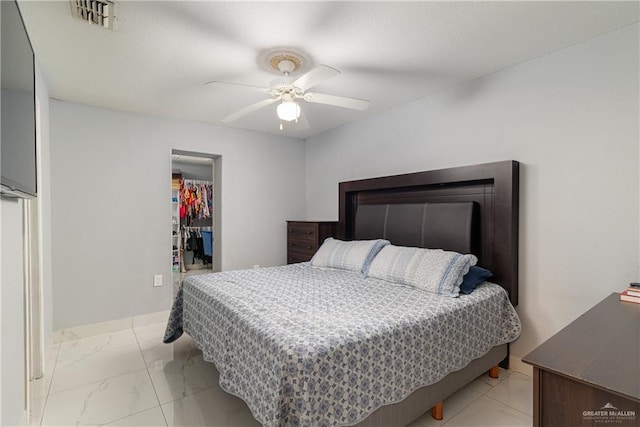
[{"left": 279, "top": 121, "right": 283, "bottom": 130}]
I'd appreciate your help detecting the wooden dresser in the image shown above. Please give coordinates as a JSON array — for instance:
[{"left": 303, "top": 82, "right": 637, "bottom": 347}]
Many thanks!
[
  {"left": 286, "top": 221, "right": 337, "bottom": 264},
  {"left": 523, "top": 293, "right": 640, "bottom": 427}
]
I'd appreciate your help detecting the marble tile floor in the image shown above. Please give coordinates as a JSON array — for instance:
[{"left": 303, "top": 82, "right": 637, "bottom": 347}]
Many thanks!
[{"left": 30, "top": 324, "right": 533, "bottom": 427}]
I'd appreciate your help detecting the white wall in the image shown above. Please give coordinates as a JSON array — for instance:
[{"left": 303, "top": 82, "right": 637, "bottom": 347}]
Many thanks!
[
  {"left": 172, "top": 161, "right": 213, "bottom": 181},
  {"left": 305, "top": 24, "right": 639, "bottom": 359},
  {"left": 49, "top": 102, "right": 306, "bottom": 330}
]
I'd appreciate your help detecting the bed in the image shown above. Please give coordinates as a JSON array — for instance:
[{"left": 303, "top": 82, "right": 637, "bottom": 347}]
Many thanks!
[{"left": 164, "top": 160, "right": 521, "bottom": 426}]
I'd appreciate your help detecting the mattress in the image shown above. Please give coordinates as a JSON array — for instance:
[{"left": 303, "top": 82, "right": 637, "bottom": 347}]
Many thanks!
[{"left": 164, "top": 263, "right": 521, "bottom": 427}]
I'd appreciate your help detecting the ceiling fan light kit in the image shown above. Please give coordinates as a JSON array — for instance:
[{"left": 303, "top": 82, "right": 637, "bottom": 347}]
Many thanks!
[
  {"left": 213, "top": 48, "right": 371, "bottom": 130},
  {"left": 276, "top": 100, "right": 301, "bottom": 122}
]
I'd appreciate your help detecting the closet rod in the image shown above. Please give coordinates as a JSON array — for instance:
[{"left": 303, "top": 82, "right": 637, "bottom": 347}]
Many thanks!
[
  {"left": 182, "top": 225, "right": 212, "bottom": 231},
  {"left": 182, "top": 179, "right": 212, "bottom": 185}
]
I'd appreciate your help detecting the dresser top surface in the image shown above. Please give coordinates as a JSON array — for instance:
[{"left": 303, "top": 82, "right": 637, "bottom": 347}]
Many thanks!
[{"left": 523, "top": 293, "right": 640, "bottom": 400}]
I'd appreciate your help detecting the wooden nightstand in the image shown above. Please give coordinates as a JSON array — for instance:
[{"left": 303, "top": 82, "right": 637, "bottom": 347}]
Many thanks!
[{"left": 286, "top": 221, "right": 337, "bottom": 264}]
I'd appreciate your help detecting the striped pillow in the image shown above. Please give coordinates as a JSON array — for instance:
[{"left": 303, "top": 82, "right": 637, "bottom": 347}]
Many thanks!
[
  {"left": 310, "top": 238, "right": 390, "bottom": 275},
  {"left": 366, "top": 245, "right": 477, "bottom": 297}
]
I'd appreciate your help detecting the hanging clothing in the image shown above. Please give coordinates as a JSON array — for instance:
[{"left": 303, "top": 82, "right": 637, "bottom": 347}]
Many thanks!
[
  {"left": 202, "top": 230, "right": 213, "bottom": 257},
  {"left": 179, "top": 179, "right": 213, "bottom": 221},
  {"left": 189, "top": 233, "right": 204, "bottom": 263},
  {"left": 182, "top": 227, "right": 211, "bottom": 265}
]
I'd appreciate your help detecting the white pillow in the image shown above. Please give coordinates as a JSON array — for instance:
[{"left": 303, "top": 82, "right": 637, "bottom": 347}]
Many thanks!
[
  {"left": 310, "top": 238, "right": 390, "bottom": 275},
  {"left": 366, "top": 245, "right": 477, "bottom": 296}
]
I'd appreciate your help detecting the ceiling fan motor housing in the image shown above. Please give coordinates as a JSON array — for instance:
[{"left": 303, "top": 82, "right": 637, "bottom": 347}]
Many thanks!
[
  {"left": 276, "top": 58, "right": 297, "bottom": 75},
  {"left": 260, "top": 49, "right": 309, "bottom": 75}
]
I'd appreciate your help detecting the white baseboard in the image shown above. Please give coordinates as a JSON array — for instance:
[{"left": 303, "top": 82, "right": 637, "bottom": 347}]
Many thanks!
[
  {"left": 53, "top": 310, "right": 170, "bottom": 343},
  {"left": 508, "top": 355, "right": 533, "bottom": 377},
  {"left": 132, "top": 310, "right": 171, "bottom": 328}
]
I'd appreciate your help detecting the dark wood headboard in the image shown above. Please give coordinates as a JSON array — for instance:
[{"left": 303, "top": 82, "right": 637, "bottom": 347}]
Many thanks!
[{"left": 338, "top": 161, "right": 519, "bottom": 306}]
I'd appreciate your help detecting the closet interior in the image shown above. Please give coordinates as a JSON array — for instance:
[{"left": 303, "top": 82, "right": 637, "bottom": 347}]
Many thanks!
[{"left": 171, "top": 154, "right": 215, "bottom": 278}]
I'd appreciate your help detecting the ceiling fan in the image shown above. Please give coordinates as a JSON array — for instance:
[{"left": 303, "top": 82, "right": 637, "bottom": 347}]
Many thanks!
[{"left": 206, "top": 51, "right": 370, "bottom": 130}]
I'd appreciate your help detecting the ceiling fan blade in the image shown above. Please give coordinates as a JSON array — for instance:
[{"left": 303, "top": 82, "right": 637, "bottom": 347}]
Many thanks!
[
  {"left": 303, "top": 92, "right": 370, "bottom": 111},
  {"left": 205, "top": 80, "right": 272, "bottom": 94},
  {"left": 222, "top": 98, "right": 277, "bottom": 123},
  {"left": 293, "top": 65, "right": 340, "bottom": 91}
]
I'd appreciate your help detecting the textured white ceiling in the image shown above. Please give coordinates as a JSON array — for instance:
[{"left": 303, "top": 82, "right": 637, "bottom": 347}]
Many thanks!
[{"left": 19, "top": 1, "right": 639, "bottom": 139}]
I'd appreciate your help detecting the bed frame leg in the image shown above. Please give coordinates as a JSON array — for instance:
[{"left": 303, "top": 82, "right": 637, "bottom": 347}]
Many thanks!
[
  {"left": 431, "top": 401, "right": 444, "bottom": 420},
  {"left": 489, "top": 365, "right": 499, "bottom": 379}
]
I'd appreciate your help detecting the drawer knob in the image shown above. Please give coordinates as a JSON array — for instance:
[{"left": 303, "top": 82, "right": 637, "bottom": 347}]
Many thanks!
[
  {"left": 306, "top": 230, "right": 312, "bottom": 234},
  {"left": 307, "top": 245, "right": 312, "bottom": 249}
]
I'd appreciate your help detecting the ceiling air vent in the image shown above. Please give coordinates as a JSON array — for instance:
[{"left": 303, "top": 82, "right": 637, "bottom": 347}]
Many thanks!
[{"left": 70, "top": 0, "right": 114, "bottom": 30}]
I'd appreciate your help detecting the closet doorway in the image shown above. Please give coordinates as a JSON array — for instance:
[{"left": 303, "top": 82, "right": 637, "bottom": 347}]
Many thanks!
[{"left": 171, "top": 150, "right": 221, "bottom": 291}]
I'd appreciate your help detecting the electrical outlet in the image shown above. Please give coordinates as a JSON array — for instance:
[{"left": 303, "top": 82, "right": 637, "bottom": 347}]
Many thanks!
[
  {"left": 253, "top": 264, "right": 260, "bottom": 269},
  {"left": 153, "top": 274, "right": 163, "bottom": 287}
]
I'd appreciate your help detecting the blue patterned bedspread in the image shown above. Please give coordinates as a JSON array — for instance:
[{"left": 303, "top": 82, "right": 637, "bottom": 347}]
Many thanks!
[{"left": 164, "top": 263, "right": 521, "bottom": 426}]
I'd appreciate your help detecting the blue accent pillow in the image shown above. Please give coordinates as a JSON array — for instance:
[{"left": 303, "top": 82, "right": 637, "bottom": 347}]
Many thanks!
[{"left": 459, "top": 266, "right": 493, "bottom": 294}]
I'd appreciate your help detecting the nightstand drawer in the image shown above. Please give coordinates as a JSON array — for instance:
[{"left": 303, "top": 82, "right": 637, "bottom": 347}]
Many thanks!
[
  {"left": 287, "top": 222, "right": 317, "bottom": 241},
  {"left": 287, "top": 238, "right": 317, "bottom": 256}
]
